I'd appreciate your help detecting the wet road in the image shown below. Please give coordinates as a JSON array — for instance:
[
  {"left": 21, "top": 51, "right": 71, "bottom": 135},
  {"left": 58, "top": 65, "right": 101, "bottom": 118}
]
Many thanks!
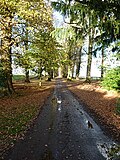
[{"left": 4, "top": 79, "right": 118, "bottom": 160}]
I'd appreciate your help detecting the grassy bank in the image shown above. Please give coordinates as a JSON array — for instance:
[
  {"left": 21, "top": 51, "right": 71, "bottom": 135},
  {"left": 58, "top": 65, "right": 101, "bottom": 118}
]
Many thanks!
[{"left": 0, "top": 80, "right": 55, "bottom": 157}]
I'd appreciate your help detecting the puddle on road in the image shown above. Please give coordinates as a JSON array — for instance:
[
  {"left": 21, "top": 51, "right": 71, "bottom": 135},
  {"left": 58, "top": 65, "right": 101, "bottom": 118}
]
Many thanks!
[
  {"left": 97, "top": 143, "right": 120, "bottom": 160},
  {"left": 51, "top": 94, "right": 62, "bottom": 112},
  {"left": 51, "top": 85, "right": 120, "bottom": 160},
  {"left": 57, "top": 99, "right": 62, "bottom": 111},
  {"left": 86, "top": 120, "right": 93, "bottom": 129},
  {"left": 74, "top": 102, "right": 120, "bottom": 159},
  {"left": 51, "top": 96, "right": 62, "bottom": 105},
  {"left": 51, "top": 96, "right": 58, "bottom": 107},
  {"left": 57, "top": 100, "right": 62, "bottom": 104}
]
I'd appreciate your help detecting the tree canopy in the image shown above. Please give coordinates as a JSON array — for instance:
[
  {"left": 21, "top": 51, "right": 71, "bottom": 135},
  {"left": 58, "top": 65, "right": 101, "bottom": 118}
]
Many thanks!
[
  {"left": 51, "top": 0, "right": 120, "bottom": 83},
  {"left": 0, "top": 0, "right": 59, "bottom": 93},
  {"left": 0, "top": 0, "right": 120, "bottom": 94}
]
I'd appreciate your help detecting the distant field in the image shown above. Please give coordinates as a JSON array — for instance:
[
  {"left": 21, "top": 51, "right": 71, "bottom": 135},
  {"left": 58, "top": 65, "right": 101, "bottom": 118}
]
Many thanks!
[
  {"left": 12, "top": 75, "right": 37, "bottom": 81},
  {"left": 12, "top": 75, "right": 25, "bottom": 81}
]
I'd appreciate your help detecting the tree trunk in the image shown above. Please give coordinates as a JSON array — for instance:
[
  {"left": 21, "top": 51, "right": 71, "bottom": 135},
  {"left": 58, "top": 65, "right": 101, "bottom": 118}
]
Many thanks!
[
  {"left": 76, "top": 46, "right": 82, "bottom": 78},
  {"left": 25, "top": 68, "right": 30, "bottom": 83},
  {"left": 2, "top": 15, "right": 15, "bottom": 94},
  {"left": 67, "top": 65, "right": 72, "bottom": 79},
  {"left": 39, "top": 73, "right": 42, "bottom": 87},
  {"left": 86, "top": 43, "right": 92, "bottom": 82},
  {"left": 62, "top": 65, "right": 67, "bottom": 78},
  {"left": 53, "top": 69, "right": 55, "bottom": 79},
  {"left": 72, "top": 65, "right": 74, "bottom": 78},
  {"left": 24, "top": 22, "right": 30, "bottom": 83},
  {"left": 48, "top": 70, "right": 53, "bottom": 81},
  {"left": 38, "top": 67, "right": 42, "bottom": 87},
  {"left": 39, "top": 77, "right": 42, "bottom": 87},
  {"left": 86, "top": 27, "right": 95, "bottom": 83},
  {"left": 101, "top": 46, "right": 104, "bottom": 78},
  {"left": 6, "top": 47, "right": 14, "bottom": 94}
]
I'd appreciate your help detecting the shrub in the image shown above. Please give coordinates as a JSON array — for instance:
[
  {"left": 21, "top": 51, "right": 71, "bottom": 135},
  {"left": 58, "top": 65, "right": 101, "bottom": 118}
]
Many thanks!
[{"left": 101, "top": 67, "right": 120, "bottom": 91}]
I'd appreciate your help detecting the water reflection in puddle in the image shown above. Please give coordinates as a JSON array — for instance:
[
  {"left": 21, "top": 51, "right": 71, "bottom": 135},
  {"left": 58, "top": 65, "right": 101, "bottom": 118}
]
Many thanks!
[
  {"left": 57, "top": 99, "right": 62, "bottom": 111},
  {"left": 57, "top": 100, "right": 62, "bottom": 104}
]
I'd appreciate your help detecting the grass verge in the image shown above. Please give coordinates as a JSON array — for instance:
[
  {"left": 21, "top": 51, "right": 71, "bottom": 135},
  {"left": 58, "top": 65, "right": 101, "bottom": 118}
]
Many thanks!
[{"left": 0, "top": 80, "right": 55, "bottom": 157}]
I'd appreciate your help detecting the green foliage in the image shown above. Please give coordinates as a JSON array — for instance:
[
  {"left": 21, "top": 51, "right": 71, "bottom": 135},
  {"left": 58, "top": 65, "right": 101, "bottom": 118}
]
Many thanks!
[
  {"left": 101, "top": 67, "right": 120, "bottom": 91},
  {"left": 108, "top": 144, "right": 120, "bottom": 159},
  {"left": 0, "top": 0, "right": 53, "bottom": 93},
  {"left": 29, "top": 30, "right": 60, "bottom": 77}
]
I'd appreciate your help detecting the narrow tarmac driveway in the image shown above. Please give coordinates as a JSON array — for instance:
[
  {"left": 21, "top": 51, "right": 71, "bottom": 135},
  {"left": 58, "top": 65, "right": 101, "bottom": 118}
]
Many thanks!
[{"left": 3, "top": 79, "right": 118, "bottom": 160}]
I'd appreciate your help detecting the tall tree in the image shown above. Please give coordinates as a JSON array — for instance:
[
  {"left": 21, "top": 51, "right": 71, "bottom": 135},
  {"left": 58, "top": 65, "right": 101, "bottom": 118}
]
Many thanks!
[
  {"left": 16, "top": 0, "right": 53, "bottom": 82},
  {"left": 52, "top": 1, "right": 86, "bottom": 78},
  {"left": 85, "top": 9, "right": 98, "bottom": 82},
  {"left": 0, "top": 0, "right": 53, "bottom": 93},
  {"left": 28, "top": 29, "right": 60, "bottom": 83},
  {"left": 52, "top": 0, "right": 120, "bottom": 80}
]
